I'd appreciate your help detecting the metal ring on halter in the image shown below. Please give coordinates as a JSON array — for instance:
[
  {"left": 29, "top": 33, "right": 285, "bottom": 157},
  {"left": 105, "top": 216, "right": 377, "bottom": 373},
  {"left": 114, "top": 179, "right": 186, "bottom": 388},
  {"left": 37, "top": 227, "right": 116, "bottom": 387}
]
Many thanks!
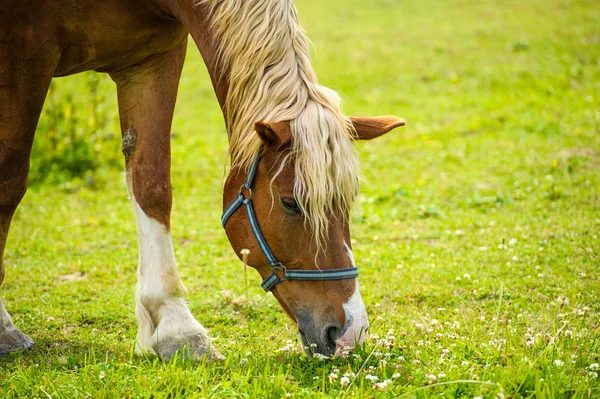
[
  {"left": 239, "top": 184, "right": 252, "bottom": 199},
  {"left": 270, "top": 262, "right": 288, "bottom": 281}
]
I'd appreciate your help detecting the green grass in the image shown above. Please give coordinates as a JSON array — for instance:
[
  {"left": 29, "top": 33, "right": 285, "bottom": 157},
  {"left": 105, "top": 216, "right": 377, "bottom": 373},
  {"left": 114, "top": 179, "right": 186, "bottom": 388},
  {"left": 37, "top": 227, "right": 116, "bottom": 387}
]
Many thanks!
[{"left": 2, "top": 0, "right": 600, "bottom": 397}]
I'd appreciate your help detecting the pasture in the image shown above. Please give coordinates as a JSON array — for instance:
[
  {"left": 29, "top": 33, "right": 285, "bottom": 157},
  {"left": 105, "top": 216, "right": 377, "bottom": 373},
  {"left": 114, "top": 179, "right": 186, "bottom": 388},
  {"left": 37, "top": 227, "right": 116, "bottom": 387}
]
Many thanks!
[{"left": 1, "top": 0, "right": 599, "bottom": 397}]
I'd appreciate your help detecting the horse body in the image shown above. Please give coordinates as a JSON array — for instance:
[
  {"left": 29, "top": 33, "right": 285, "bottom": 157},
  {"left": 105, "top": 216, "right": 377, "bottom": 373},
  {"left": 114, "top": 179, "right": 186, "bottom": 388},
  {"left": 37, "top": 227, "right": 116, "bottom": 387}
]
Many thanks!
[
  {"left": 2, "top": 1, "right": 178, "bottom": 72},
  {"left": 0, "top": 0, "right": 403, "bottom": 358}
]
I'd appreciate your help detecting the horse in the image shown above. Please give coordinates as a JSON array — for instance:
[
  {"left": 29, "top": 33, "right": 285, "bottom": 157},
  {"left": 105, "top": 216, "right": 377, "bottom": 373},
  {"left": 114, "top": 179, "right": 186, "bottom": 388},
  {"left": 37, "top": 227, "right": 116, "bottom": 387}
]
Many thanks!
[{"left": 0, "top": 0, "right": 404, "bottom": 359}]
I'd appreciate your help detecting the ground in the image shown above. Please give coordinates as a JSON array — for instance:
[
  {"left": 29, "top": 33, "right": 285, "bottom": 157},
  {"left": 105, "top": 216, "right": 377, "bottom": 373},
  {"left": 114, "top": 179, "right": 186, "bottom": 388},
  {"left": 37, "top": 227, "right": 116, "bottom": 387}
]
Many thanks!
[{"left": 1, "top": 0, "right": 599, "bottom": 397}]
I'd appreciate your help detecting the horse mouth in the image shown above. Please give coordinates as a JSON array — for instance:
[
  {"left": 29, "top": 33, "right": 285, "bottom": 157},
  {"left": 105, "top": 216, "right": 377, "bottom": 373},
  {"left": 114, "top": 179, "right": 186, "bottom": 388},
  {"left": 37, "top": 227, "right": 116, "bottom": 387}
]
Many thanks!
[
  {"left": 298, "top": 329, "right": 310, "bottom": 350},
  {"left": 298, "top": 329, "right": 335, "bottom": 357}
]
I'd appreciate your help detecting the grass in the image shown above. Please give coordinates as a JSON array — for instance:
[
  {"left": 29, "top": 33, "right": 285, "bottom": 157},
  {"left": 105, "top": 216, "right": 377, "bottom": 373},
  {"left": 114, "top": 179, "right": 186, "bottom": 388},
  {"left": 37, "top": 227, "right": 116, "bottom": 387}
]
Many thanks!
[{"left": 1, "top": 0, "right": 599, "bottom": 397}]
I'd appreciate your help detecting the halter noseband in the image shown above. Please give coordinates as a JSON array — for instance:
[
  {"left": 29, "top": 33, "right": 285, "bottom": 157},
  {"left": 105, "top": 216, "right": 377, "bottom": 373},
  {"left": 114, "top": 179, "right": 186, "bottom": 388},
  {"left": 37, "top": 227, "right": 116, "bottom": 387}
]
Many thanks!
[{"left": 221, "top": 149, "right": 359, "bottom": 292}]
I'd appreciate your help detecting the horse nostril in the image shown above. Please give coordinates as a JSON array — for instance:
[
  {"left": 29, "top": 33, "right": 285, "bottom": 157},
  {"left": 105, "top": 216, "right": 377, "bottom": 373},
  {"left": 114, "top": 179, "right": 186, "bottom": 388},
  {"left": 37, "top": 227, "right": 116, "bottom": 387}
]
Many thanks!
[{"left": 325, "top": 324, "right": 342, "bottom": 345}]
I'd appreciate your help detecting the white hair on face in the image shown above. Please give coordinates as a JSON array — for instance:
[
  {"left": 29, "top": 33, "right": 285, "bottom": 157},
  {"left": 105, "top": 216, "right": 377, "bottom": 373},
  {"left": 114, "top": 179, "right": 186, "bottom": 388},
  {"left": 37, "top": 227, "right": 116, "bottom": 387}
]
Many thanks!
[{"left": 200, "top": 0, "right": 360, "bottom": 251}]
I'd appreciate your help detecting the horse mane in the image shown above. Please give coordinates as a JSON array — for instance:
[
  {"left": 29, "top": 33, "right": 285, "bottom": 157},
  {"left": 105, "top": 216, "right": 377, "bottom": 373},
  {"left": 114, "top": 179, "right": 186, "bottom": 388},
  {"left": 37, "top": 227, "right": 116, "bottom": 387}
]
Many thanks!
[{"left": 200, "top": 0, "right": 360, "bottom": 250}]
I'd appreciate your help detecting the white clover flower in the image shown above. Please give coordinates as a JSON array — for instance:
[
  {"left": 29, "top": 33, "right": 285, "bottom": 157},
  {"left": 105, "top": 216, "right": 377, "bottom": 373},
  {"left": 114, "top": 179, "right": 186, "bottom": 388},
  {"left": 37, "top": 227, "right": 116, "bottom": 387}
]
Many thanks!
[
  {"left": 589, "top": 363, "right": 599, "bottom": 371},
  {"left": 556, "top": 296, "right": 569, "bottom": 306},
  {"left": 392, "top": 373, "right": 401, "bottom": 379},
  {"left": 340, "top": 376, "right": 350, "bottom": 387},
  {"left": 365, "top": 374, "right": 378, "bottom": 382},
  {"left": 438, "top": 372, "right": 446, "bottom": 378},
  {"left": 525, "top": 333, "right": 536, "bottom": 348},
  {"left": 554, "top": 360, "right": 564, "bottom": 367},
  {"left": 374, "top": 380, "right": 391, "bottom": 390},
  {"left": 378, "top": 339, "right": 390, "bottom": 348},
  {"left": 328, "top": 373, "right": 338, "bottom": 383}
]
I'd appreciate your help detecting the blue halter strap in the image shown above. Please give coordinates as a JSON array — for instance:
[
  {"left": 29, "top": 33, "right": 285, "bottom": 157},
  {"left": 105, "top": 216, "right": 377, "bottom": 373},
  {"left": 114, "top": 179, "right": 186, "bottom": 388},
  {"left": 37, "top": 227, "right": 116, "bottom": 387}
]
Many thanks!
[{"left": 222, "top": 149, "right": 359, "bottom": 292}]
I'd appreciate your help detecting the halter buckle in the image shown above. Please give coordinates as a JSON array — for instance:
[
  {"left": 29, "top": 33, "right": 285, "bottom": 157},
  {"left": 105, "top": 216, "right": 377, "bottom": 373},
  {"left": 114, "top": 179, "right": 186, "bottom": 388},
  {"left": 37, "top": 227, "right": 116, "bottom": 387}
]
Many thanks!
[
  {"left": 238, "top": 184, "right": 253, "bottom": 199},
  {"left": 270, "top": 263, "right": 288, "bottom": 282}
]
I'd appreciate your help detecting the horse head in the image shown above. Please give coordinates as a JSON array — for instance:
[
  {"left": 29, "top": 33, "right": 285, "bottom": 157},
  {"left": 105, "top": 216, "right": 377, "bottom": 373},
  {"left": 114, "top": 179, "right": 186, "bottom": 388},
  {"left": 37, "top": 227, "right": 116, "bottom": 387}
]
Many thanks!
[{"left": 223, "top": 115, "right": 404, "bottom": 356}]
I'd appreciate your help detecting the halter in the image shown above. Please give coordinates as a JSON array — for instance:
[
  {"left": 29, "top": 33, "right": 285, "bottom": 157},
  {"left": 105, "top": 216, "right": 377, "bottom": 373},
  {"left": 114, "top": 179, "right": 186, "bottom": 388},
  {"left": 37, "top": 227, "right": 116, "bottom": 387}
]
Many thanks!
[{"left": 222, "top": 149, "right": 359, "bottom": 292}]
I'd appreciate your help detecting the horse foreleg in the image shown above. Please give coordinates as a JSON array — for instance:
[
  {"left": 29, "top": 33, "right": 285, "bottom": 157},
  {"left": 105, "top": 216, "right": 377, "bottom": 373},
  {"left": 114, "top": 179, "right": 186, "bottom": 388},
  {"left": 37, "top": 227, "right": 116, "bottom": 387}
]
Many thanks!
[
  {"left": 110, "top": 39, "right": 221, "bottom": 361},
  {"left": 0, "top": 48, "right": 55, "bottom": 355}
]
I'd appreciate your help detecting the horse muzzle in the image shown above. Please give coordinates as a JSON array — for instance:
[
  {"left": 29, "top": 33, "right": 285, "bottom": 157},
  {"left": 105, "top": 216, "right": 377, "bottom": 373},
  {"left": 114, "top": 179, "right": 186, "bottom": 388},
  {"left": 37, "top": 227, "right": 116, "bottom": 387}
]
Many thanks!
[{"left": 295, "top": 284, "right": 369, "bottom": 357}]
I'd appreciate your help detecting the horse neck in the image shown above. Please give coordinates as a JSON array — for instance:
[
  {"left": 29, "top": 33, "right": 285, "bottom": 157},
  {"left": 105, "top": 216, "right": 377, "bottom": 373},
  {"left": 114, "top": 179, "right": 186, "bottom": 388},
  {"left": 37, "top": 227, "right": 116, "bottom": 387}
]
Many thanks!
[
  {"left": 162, "top": 0, "right": 317, "bottom": 150},
  {"left": 159, "top": 0, "right": 230, "bottom": 112}
]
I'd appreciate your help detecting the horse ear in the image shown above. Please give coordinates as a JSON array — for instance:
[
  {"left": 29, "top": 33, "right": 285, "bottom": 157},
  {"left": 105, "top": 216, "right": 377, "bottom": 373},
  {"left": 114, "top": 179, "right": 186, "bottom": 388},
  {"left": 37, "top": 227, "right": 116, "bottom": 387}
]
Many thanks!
[
  {"left": 255, "top": 121, "right": 292, "bottom": 151},
  {"left": 349, "top": 116, "right": 406, "bottom": 140}
]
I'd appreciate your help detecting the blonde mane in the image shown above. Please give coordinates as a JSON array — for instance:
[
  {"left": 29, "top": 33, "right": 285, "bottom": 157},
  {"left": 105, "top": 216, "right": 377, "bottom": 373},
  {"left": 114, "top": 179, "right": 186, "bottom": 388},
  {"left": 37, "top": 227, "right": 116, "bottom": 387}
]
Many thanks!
[{"left": 201, "top": 0, "right": 360, "bottom": 249}]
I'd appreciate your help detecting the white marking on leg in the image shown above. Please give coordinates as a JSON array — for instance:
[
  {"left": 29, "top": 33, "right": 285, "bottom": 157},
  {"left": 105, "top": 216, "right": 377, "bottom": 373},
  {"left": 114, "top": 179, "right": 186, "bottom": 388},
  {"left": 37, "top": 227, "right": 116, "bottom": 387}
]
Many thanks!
[
  {"left": 0, "top": 299, "right": 13, "bottom": 327},
  {"left": 336, "top": 243, "right": 369, "bottom": 355},
  {"left": 128, "top": 182, "right": 208, "bottom": 356}
]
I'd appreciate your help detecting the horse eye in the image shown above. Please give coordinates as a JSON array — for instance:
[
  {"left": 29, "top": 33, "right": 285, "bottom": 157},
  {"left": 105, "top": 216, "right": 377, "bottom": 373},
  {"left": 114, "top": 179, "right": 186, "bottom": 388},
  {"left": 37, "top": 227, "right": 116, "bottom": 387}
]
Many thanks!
[{"left": 281, "top": 197, "right": 301, "bottom": 214}]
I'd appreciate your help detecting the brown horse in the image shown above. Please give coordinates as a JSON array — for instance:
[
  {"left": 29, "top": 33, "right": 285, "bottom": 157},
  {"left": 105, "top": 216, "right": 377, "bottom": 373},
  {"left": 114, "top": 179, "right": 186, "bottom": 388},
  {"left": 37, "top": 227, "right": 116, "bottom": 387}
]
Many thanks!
[{"left": 0, "top": 0, "right": 404, "bottom": 358}]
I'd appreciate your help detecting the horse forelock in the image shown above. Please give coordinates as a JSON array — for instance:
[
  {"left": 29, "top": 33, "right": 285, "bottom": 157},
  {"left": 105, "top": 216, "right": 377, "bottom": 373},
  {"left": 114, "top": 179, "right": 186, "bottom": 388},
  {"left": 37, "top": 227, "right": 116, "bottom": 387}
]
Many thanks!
[{"left": 201, "top": 0, "right": 360, "bottom": 250}]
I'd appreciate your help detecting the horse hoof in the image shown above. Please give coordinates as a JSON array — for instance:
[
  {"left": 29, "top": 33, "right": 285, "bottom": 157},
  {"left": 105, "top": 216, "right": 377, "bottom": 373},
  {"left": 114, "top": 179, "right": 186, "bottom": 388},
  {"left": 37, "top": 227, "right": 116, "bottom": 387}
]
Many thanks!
[
  {"left": 156, "top": 333, "right": 223, "bottom": 362},
  {"left": 0, "top": 324, "right": 34, "bottom": 356}
]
